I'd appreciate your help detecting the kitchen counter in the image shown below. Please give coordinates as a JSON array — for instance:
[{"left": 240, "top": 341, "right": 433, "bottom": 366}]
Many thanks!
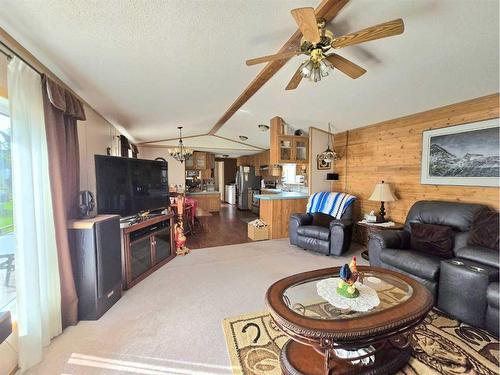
[
  {"left": 186, "top": 191, "right": 220, "bottom": 212},
  {"left": 186, "top": 191, "right": 220, "bottom": 196},
  {"left": 255, "top": 192, "right": 309, "bottom": 200},
  {"left": 258, "top": 193, "right": 308, "bottom": 240}
]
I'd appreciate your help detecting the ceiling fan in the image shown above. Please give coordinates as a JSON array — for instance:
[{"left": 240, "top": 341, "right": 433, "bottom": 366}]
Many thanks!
[{"left": 246, "top": 7, "right": 404, "bottom": 90}]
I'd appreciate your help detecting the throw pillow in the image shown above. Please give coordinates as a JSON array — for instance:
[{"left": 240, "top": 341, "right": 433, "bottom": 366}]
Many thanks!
[
  {"left": 468, "top": 207, "right": 499, "bottom": 251},
  {"left": 410, "top": 222, "right": 454, "bottom": 258},
  {"left": 312, "top": 213, "right": 334, "bottom": 228}
]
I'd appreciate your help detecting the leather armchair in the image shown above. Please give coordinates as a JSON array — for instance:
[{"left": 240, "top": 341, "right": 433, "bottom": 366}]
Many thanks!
[
  {"left": 289, "top": 205, "right": 353, "bottom": 256},
  {"left": 368, "top": 200, "right": 499, "bottom": 336}
]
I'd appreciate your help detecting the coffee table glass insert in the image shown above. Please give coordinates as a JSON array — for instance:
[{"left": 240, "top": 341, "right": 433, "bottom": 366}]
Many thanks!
[{"left": 282, "top": 271, "right": 413, "bottom": 320}]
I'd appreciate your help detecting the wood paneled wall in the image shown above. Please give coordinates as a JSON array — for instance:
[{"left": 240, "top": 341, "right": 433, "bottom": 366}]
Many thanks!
[{"left": 331, "top": 93, "right": 500, "bottom": 223}]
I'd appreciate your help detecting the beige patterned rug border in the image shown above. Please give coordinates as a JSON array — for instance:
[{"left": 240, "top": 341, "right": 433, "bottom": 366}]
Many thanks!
[
  {"left": 222, "top": 308, "right": 500, "bottom": 375},
  {"left": 223, "top": 310, "right": 268, "bottom": 375}
]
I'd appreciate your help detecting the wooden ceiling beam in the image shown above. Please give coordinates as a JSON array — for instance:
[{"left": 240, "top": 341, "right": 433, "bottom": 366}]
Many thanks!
[
  {"left": 136, "top": 133, "right": 208, "bottom": 145},
  {"left": 138, "top": 133, "right": 265, "bottom": 151},
  {"left": 213, "top": 134, "right": 265, "bottom": 151},
  {"left": 208, "top": 0, "right": 349, "bottom": 136}
]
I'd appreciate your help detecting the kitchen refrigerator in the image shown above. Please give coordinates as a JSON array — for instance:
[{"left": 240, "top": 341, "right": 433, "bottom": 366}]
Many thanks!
[{"left": 236, "top": 166, "right": 261, "bottom": 210}]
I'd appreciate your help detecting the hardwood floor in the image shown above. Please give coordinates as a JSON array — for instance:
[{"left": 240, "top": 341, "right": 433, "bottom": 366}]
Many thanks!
[{"left": 187, "top": 203, "right": 258, "bottom": 250}]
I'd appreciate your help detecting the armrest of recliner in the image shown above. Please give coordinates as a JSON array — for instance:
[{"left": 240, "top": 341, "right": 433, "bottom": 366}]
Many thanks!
[
  {"left": 289, "top": 213, "right": 313, "bottom": 246},
  {"left": 329, "top": 219, "right": 352, "bottom": 229},
  {"left": 290, "top": 213, "right": 313, "bottom": 226},
  {"left": 329, "top": 219, "right": 353, "bottom": 256},
  {"left": 368, "top": 230, "right": 410, "bottom": 267}
]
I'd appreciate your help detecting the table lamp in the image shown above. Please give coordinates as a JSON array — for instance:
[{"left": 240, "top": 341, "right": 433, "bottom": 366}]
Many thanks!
[{"left": 368, "top": 181, "right": 397, "bottom": 222}]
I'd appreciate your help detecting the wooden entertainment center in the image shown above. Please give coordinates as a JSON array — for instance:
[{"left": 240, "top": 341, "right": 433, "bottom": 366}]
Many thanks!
[{"left": 120, "top": 213, "right": 175, "bottom": 289}]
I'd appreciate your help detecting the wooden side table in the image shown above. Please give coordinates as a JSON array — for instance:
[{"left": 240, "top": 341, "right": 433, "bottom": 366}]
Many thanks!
[{"left": 353, "top": 221, "right": 405, "bottom": 261}]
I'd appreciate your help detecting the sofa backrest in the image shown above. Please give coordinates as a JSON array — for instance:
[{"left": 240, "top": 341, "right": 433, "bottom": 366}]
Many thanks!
[
  {"left": 405, "top": 200, "right": 487, "bottom": 252},
  {"left": 405, "top": 200, "right": 486, "bottom": 232}
]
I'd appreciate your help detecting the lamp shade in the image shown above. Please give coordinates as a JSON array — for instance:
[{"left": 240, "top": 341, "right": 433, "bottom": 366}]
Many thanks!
[{"left": 368, "top": 181, "right": 397, "bottom": 202}]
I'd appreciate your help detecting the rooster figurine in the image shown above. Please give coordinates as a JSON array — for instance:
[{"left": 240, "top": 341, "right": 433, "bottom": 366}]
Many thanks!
[{"left": 337, "top": 256, "right": 360, "bottom": 298}]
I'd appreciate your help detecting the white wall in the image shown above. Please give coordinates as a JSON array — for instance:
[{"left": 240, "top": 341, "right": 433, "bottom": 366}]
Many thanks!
[
  {"left": 78, "top": 104, "right": 120, "bottom": 193},
  {"left": 138, "top": 146, "right": 185, "bottom": 187},
  {"left": 308, "top": 127, "right": 333, "bottom": 194},
  {"left": 78, "top": 117, "right": 186, "bottom": 193}
]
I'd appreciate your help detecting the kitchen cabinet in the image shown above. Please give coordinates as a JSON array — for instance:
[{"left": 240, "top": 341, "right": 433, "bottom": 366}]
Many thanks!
[
  {"left": 278, "top": 137, "right": 294, "bottom": 163},
  {"left": 194, "top": 152, "right": 206, "bottom": 169},
  {"left": 294, "top": 138, "right": 308, "bottom": 163},
  {"left": 255, "top": 150, "right": 270, "bottom": 176},
  {"left": 237, "top": 150, "right": 274, "bottom": 176},
  {"left": 185, "top": 155, "right": 194, "bottom": 169},
  {"left": 237, "top": 155, "right": 256, "bottom": 167},
  {"left": 269, "top": 116, "right": 309, "bottom": 165},
  {"left": 186, "top": 152, "right": 215, "bottom": 179}
]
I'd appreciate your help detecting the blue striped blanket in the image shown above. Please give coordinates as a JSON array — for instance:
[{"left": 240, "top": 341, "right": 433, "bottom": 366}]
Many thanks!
[{"left": 306, "top": 192, "right": 356, "bottom": 219}]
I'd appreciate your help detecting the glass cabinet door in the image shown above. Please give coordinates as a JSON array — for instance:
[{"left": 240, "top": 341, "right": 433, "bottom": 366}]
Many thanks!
[
  {"left": 195, "top": 153, "right": 206, "bottom": 169},
  {"left": 279, "top": 138, "right": 293, "bottom": 162},
  {"left": 294, "top": 139, "right": 308, "bottom": 162},
  {"left": 154, "top": 228, "right": 172, "bottom": 263},
  {"left": 129, "top": 237, "right": 152, "bottom": 280},
  {"left": 185, "top": 155, "right": 194, "bottom": 169}
]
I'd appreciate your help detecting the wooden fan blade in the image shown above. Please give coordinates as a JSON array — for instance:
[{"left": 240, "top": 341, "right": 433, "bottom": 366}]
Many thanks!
[
  {"left": 285, "top": 67, "right": 303, "bottom": 91},
  {"left": 325, "top": 54, "right": 366, "bottom": 79},
  {"left": 246, "top": 50, "right": 299, "bottom": 66},
  {"left": 331, "top": 19, "right": 404, "bottom": 49},
  {"left": 291, "top": 7, "right": 321, "bottom": 44}
]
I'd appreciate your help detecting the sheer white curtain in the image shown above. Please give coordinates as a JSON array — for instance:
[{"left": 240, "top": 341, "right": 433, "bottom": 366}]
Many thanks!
[{"left": 8, "top": 57, "right": 62, "bottom": 372}]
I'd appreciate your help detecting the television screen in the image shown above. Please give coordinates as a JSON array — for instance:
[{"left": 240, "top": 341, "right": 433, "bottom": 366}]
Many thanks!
[{"left": 95, "top": 155, "right": 169, "bottom": 217}]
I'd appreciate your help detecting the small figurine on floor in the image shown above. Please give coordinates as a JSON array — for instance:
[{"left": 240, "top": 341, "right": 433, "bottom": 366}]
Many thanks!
[
  {"left": 175, "top": 221, "right": 190, "bottom": 256},
  {"left": 337, "top": 256, "right": 360, "bottom": 298}
]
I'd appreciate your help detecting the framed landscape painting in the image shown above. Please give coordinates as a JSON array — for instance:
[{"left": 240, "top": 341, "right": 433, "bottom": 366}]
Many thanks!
[{"left": 421, "top": 119, "right": 499, "bottom": 187}]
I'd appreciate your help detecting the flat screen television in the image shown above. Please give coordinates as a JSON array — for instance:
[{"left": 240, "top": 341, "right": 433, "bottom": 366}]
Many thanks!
[{"left": 95, "top": 155, "right": 169, "bottom": 217}]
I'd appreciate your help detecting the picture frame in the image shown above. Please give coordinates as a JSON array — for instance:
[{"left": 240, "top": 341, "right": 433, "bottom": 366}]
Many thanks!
[
  {"left": 421, "top": 119, "right": 499, "bottom": 187},
  {"left": 316, "top": 155, "right": 331, "bottom": 170}
]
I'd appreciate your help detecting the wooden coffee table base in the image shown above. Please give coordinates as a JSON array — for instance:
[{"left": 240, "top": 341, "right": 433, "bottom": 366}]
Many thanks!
[{"left": 280, "top": 338, "right": 412, "bottom": 375}]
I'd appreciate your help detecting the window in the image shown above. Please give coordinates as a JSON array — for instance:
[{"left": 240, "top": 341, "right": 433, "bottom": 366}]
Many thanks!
[
  {"left": 281, "top": 163, "right": 296, "bottom": 184},
  {"left": 0, "top": 97, "right": 14, "bottom": 310}
]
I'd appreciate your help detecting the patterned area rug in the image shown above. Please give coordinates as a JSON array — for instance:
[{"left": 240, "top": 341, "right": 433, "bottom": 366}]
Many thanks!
[{"left": 222, "top": 308, "right": 499, "bottom": 375}]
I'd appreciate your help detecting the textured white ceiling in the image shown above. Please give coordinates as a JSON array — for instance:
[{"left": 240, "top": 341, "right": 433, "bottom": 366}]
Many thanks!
[
  {"left": 1, "top": 0, "right": 498, "bottom": 153},
  {"left": 147, "top": 134, "right": 261, "bottom": 151}
]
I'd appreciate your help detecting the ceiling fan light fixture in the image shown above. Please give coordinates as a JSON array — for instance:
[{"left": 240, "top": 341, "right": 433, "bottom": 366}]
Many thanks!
[
  {"left": 300, "top": 59, "right": 314, "bottom": 77},
  {"left": 319, "top": 59, "right": 333, "bottom": 77},
  {"left": 311, "top": 66, "right": 322, "bottom": 82}
]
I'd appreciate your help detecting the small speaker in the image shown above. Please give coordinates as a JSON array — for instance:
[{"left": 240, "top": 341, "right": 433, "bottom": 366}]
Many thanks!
[{"left": 326, "top": 173, "right": 339, "bottom": 181}]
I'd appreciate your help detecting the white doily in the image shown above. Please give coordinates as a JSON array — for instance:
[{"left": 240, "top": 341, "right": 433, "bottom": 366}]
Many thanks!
[{"left": 316, "top": 278, "right": 380, "bottom": 312}]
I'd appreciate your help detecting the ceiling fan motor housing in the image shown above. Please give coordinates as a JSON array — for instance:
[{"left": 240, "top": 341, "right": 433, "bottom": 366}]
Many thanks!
[{"left": 300, "top": 28, "right": 334, "bottom": 55}]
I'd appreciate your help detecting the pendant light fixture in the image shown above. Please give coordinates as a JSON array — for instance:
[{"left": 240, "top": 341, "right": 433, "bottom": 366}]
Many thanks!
[
  {"left": 318, "top": 122, "right": 339, "bottom": 162},
  {"left": 168, "top": 126, "right": 193, "bottom": 163}
]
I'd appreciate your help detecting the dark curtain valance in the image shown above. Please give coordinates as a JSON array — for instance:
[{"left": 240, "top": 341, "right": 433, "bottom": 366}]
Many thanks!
[
  {"left": 120, "top": 135, "right": 130, "bottom": 157},
  {"left": 43, "top": 74, "right": 86, "bottom": 120},
  {"left": 131, "top": 144, "right": 139, "bottom": 159}
]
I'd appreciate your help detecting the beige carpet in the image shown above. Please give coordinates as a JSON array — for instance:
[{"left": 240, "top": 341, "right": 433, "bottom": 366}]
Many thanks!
[
  {"left": 26, "top": 239, "right": 369, "bottom": 374},
  {"left": 222, "top": 308, "right": 499, "bottom": 375}
]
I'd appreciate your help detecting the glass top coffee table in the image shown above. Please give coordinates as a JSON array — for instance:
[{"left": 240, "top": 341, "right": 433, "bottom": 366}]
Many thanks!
[{"left": 266, "top": 266, "right": 433, "bottom": 375}]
